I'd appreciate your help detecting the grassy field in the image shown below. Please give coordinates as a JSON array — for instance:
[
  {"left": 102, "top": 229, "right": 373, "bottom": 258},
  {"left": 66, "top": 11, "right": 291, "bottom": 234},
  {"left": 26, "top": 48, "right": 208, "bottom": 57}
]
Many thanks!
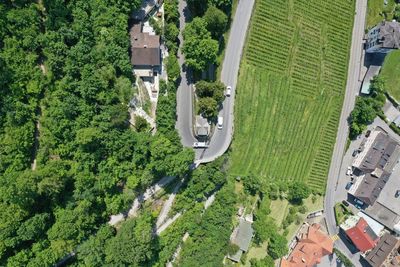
[
  {"left": 381, "top": 50, "right": 400, "bottom": 101},
  {"left": 367, "top": 0, "right": 396, "bottom": 29},
  {"left": 230, "top": 0, "right": 354, "bottom": 193}
]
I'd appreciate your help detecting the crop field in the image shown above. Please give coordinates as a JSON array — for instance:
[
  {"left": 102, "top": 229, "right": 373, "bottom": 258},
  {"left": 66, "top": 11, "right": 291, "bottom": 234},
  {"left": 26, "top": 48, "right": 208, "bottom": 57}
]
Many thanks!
[{"left": 230, "top": 0, "right": 354, "bottom": 193}]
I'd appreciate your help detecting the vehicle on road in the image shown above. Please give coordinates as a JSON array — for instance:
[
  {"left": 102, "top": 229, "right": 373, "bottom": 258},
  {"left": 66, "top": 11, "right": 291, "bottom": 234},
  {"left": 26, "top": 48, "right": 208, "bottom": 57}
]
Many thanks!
[
  {"left": 342, "top": 200, "right": 349, "bottom": 207},
  {"left": 366, "top": 130, "right": 371, "bottom": 137},
  {"left": 395, "top": 190, "right": 400, "bottom": 198},
  {"left": 346, "top": 166, "right": 352, "bottom": 176},
  {"left": 193, "top": 142, "right": 208, "bottom": 148},
  {"left": 345, "top": 182, "right": 353, "bottom": 190},
  {"left": 352, "top": 150, "right": 358, "bottom": 157},
  {"left": 217, "top": 116, "right": 223, "bottom": 130},
  {"left": 225, "top": 86, "right": 232, "bottom": 96}
]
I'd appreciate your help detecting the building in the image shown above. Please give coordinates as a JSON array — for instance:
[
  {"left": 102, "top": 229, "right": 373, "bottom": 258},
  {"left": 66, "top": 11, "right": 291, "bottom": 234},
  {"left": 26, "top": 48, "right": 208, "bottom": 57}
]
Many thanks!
[
  {"left": 341, "top": 216, "right": 380, "bottom": 253},
  {"left": 132, "top": 0, "right": 163, "bottom": 21},
  {"left": 227, "top": 218, "right": 254, "bottom": 262},
  {"left": 366, "top": 21, "right": 400, "bottom": 53},
  {"left": 349, "top": 129, "right": 400, "bottom": 206},
  {"left": 130, "top": 22, "right": 161, "bottom": 79},
  {"left": 194, "top": 115, "right": 210, "bottom": 137},
  {"left": 280, "top": 224, "right": 333, "bottom": 267},
  {"left": 364, "top": 233, "right": 400, "bottom": 267},
  {"left": 361, "top": 65, "right": 381, "bottom": 95}
]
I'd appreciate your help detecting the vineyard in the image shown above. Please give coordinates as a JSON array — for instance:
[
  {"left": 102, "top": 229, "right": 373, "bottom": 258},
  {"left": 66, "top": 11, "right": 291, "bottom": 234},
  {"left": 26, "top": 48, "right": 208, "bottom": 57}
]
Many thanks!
[{"left": 230, "top": 0, "right": 354, "bottom": 193}]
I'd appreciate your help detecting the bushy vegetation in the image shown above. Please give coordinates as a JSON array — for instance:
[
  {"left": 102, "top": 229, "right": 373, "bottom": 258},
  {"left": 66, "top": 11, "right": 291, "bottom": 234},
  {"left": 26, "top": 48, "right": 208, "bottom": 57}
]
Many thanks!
[
  {"left": 0, "top": 1, "right": 194, "bottom": 265},
  {"left": 195, "top": 80, "right": 225, "bottom": 118},
  {"left": 183, "top": 17, "right": 219, "bottom": 73},
  {"left": 183, "top": 1, "right": 231, "bottom": 74},
  {"left": 349, "top": 76, "right": 386, "bottom": 139},
  {"left": 231, "top": 0, "right": 355, "bottom": 193}
]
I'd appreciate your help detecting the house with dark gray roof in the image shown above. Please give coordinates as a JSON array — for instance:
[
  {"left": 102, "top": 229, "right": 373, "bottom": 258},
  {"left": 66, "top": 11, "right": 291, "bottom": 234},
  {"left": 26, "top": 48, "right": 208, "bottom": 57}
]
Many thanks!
[
  {"left": 364, "top": 233, "right": 400, "bottom": 267},
  {"left": 366, "top": 21, "right": 400, "bottom": 53},
  {"left": 130, "top": 22, "right": 161, "bottom": 79},
  {"left": 349, "top": 128, "right": 400, "bottom": 206},
  {"left": 227, "top": 218, "right": 254, "bottom": 262}
]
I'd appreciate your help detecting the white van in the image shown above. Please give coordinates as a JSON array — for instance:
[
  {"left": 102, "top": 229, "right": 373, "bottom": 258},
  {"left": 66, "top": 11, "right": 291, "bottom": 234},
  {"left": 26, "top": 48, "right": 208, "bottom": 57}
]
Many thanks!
[{"left": 217, "top": 116, "right": 223, "bottom": 129}]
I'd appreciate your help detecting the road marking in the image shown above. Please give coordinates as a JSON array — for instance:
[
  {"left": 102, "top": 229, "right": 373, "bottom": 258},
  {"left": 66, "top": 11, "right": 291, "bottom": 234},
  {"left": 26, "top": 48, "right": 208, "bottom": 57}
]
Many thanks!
[{"left": 331, "top": 234, "right": 339, "bottom": 241}]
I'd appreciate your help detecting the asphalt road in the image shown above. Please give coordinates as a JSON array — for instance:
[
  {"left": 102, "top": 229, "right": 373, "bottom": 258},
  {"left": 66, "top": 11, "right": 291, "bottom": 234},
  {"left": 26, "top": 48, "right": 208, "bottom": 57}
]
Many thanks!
[
  {"left": 324, "top": 0, "right": 367, "bottom": 264},
  {"left": 175, "top": 0, "right": 255, "bottom": 163}
]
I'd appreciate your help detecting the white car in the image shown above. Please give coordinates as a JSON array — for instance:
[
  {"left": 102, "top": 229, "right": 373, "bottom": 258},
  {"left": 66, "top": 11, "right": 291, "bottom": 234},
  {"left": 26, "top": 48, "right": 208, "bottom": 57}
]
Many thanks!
[
  {"left": 225, "top": 86, "right": 232, "bottom": 96},
  {"left": 193, "top": 142, "right": 208, "bottom": 148},
  {"left": 346, "top": 166, "right": 352, "bottom": 176},
  {"left": 217, "top": 116, "right": 223, "bottom": 130}
]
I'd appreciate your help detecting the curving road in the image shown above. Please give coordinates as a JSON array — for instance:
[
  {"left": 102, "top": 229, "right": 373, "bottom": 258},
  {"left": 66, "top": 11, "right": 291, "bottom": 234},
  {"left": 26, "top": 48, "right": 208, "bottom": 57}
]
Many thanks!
[
  {"left": 176, "top": 0, "right": 255, "bottom": 163},
  {"left": 324, "top": 0, "right": 367, "bottom": 264}
]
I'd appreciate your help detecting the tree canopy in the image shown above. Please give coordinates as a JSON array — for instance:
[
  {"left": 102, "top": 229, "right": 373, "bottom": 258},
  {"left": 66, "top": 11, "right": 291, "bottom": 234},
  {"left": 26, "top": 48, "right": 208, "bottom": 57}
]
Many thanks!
[{"left": 183, "top": 17, "right": 219, "bottom": 72}]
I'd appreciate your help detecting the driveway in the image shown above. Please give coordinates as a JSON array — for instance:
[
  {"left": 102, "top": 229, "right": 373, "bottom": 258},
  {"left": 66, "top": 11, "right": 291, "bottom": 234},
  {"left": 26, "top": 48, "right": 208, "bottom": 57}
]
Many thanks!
[{"left": 175, "top": 0, "right": 255, "bottom": 163}]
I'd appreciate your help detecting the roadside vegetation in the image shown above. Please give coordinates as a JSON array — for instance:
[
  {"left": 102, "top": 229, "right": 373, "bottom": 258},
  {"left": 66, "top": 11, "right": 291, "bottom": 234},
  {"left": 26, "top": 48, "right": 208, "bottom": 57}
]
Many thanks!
[
  {"left": 381, "top": 50, "right": 400, "bottom": 101},
  {"left": 231, "top": 0, "right": 355, "bottom": 193},
  {"left": 333, "top": 248, "right": 355, "bottom": 267},
  {"left": 334, "top": 202, "right": 353, "bottom": 225},
  {"left": 349, "top": 76, "right": 386, "bottom": 139},
  {"left": 182, "top": 0, "right": 231, "bottom": 121}
]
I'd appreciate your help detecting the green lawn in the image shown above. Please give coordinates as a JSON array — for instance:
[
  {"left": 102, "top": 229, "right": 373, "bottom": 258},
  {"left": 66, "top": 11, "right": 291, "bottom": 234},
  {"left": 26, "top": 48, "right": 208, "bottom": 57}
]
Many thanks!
[
  {"left": 334, "top": 202, "right": 353, "bottom": 225},
  {"left": 367, "top": 0, "right": 396, "bottom": 29},
  {"left": 230, "top": 0, "right": 354, "bottom": 193},
  {"left": 381, "top": 50, "right": 400, "bottom": 101}
]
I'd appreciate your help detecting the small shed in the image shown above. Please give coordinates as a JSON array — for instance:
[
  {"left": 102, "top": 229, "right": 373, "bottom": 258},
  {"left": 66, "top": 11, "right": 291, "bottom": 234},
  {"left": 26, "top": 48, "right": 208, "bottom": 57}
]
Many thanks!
[
  {"left": 361, "top": 65, "right": 381, "bottom": 95},
  {"left": 195, "top": 115, "right": 210, "bottom": 137},
  {"left": 227, "top": 218, "right": 254, "bottom": 262}
]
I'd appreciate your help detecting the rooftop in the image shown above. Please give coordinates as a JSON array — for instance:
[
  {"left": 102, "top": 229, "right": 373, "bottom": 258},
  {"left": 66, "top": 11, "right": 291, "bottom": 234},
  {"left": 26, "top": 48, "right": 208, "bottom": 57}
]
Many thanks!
[
  {"left": 364, "top": 233, "right": 400, "bottom": 267},
  {"left": 361, "top": 65, "right": 381, "bottom": 95},
  {"left": 130, "top": 23, "right": 160, "bottom": 66},
  {"left": 195, "top": 115, "right": 210, "bottom": 137},
  {"left": 365, "top": 202, "right": 400, "bottom": 231},
  {"left": 233, "top": 218, "right": 253, "bottom": 252},
  {"left": 350, "top": 129, "right": 400, "bottom": 206},
  {"left": 345, "top": 217, "right": 380, "bottom": 253},
  {"left": 378, "top": 21, "right": 400, "bottom": 49},
  {"left": 281, "top": 224, "right": 333, "bottom": 267},
  {"left": 357, "top": 212, "right": 384, "bottom": 237}
]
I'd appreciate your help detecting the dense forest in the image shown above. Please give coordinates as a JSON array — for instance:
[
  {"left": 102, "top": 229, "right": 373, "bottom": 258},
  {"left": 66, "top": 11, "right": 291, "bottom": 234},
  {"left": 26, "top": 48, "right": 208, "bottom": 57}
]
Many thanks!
[{"left": 0, "top": 0, "right": 194, "bottom": 265}]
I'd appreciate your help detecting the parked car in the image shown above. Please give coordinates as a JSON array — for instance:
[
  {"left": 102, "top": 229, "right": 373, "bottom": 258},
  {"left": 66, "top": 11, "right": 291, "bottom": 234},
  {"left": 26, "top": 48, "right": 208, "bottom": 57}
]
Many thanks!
[
  {"left": 345, "top": 182, "right": 353, "bottom": 190},
  {"left": 225, "top": 86, "right": 232, "bottom": 96},
  {"left": 342, "top": 200, "right": 349, "bottom": 207},
  {"left": 217, "top": 116, "right": 223, "bottom": 130},
  {"left": 352, "top": 150, "right": 358, "bottom": 157},
  {"left": 346, "top": 166, "right": 352, "bottom": 176},
  {"left": 395, "top": 190, "right": 400, "bottom": 198},
  {"left": 366, "top": 130, "right": 371, "bottom": 137}
]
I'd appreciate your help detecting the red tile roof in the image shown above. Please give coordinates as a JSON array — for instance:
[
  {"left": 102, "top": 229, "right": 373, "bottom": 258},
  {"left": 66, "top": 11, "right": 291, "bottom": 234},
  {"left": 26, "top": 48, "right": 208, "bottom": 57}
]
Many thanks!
[
  {"left": 345, "top": 218, "right": 380, "bottom": 252},
  {"left": 281, "top": 224, "right": 333, "bottom": 267}
]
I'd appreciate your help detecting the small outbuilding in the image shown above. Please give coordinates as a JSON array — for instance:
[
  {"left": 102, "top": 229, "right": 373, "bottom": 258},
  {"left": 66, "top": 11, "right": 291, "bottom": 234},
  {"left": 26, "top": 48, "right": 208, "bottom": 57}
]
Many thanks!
[
  {"left": 227, "top": 218, "right": 254, "bottom": 262},
  {"left": 194, "top": 115, "right": 210, "bottom": 137}
]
